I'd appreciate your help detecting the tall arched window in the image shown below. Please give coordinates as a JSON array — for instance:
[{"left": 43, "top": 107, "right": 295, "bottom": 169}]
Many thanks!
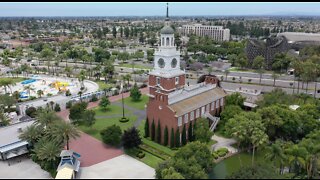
[
  {"left": 166, "top": 37, "right": 169, "bottom": 46},
  {"left": 171, "top": 37, "right": 174, "bottom": 46},
  {"left": 162, "top": 37, "right": 164, "bottom": 46}
]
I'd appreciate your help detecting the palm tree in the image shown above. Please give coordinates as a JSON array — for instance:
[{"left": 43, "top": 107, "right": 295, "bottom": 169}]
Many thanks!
[
  {"left": 271, "top": 72, "right": 279, "bottom": 87},
  {"left": 0, "top": 78, "right": 15, "bottom": 94},
  {"left": 23, "top": 85, "right": 34, "bottom": 97},
  {"left": 256, "top": 69, "right": 265, "bottom": 85},
  {"left": 19, "top": 124, "right": 43, "bottom": 146},
  {"left": 225, "top": 69, "right": 230, "bottom": 81},
  {"left": 265, "top": 140, "right": 287, "bottom": 174},
  {"left": 32, "top": 139, "right": 61, "bottom": 168},
  {"left": 34, "top": 110, "right": 60, "bottom": 129},
  {"left": 78, "top": 70, "right": 86, "bottom": 88},
  {"left": 285, "top": 144, "right": 308, "bottom": 175},
  {"left": 37, "top": 90, "right": 44, "bottom": 98},
  {"left": 46, "top": 121, "right": 80, "bottom": 150},
  {"left": 78, "top": 91, "right": 83, "bottom": 102}
]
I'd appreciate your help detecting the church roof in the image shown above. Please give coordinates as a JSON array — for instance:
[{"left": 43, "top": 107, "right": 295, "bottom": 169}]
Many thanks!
[
  {"left": 168, "top": 87, "right": 227, "bottom": 117},
  {"left": 160, "top": 25, "right": 174, "bottom": 34}
]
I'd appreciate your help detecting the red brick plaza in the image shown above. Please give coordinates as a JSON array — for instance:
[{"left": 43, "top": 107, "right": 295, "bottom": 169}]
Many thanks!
[{"left": 57, "top": 87, "right": 149, "bottom": 167}]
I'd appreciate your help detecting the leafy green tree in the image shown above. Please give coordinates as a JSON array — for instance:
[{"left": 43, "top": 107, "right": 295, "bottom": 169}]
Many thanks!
[
  {"left": 252, "top": 55, "right": 265, "bottom": 69},
  {"left": 100, "top": 125, "right": 122, "bottom": 146},
  {"left": 99, "top": 97, "right": 110, "bottom": 111},
  {"left": 157, "top": 120, "right": 161, "bottom": 144},
  {"left": 161, "top": 167, "right": 185, "bottom": 179},
  {"left": 226, "top": 112, "right": 268, "bottom": 165},
  {"left": 226, "top": 92, "right": 245, "bottom": 107},
  {"left": 121, "top": 127, "right": 142, "bottom": 149},
  {"left": 144, "top": 118, "right": 149, "bottom": 138},
  {"left": 81, "top": 110, "right": 96, "bottom": 129},
  {"left": 194, "top": 118, "right": 213, "bottom": 143},
  {"left": 46, "top": 120, "right": 80, "bottom": 150},
  {"left": 112, "top": 26, "right": 117, "bottom": 38},
  {"left": 69, "top": 102, "right": 88, "bottom": 124},
  {"left": 151, "top": 119, "right": 155, "bottom": 141},
  {"left": 130, "top": 83, "right": 141, "bottom": 101},
  {"left": 164, "top": 126, "right": 168, "bottom": 146},
  {"left": 124, "top": 27, "right": 130, "bottom": 38},
  {"left": 170, "top": 128, "right": 175, "bottom": 148}
]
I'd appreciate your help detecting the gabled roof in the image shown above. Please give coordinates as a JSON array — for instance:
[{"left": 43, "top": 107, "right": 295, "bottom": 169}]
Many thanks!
[{"left": 169, "top": 87, "right": 227, "bottom": 117}]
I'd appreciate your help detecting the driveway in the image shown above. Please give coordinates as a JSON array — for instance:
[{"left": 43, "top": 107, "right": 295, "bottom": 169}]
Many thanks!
[
  {"left": 77, "top": 154, "right": 155, "bottom": 179},
  {"left": 0, "top": 157, "right": 51, "bottom": 179},
  {"left": 212, "top": 135, "right": 238, "bottom": 153}
]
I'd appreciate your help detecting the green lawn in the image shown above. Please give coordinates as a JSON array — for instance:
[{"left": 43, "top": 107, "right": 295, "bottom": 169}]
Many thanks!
[
  {"left": 124, "top": 95, "right": 149, "bottom": 110},
  {"left": 119, "top": 63, "right": 152, "bottom": 70},
  {"left": 93, "top": 105, "right": 132, "bottom": 116},
  {"left": 95, "top": 81, "right": 114, "bottom": 91},
  {"left": 79, "top": 105, "right": 137, "bottom": 141},
  {"left": 139, "top": 151, "right": 164, "bottom": 168},
  {"left": 0, "top": 77, "right": 27, "bottom": 84},
  {"left": 228, "top": 67, "right": 274, "bottom": 74}
]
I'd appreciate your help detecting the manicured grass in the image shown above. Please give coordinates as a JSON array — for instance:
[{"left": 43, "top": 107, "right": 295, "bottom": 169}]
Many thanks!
[
  {"left": 78, "top": 115, "right": 137, "bottom": 141},
  {"left": 125, "top": 148, "right": 164, "bottom": 169},
  {"left": 124, "top": 95, "right": 148, "bottom": 110},
  {"left": 0, "top": 77, "right": 27, "bottom": 84},
  {"left": 119, "top": 63, "right": 152, "bottom": 70},
  {"left": 139, "top": 151, "right": 164, "bottom": 168},
  {"left": 95, "top": 81, "right": 114, "bottom": 91},
  {"left": 93, "top": 105, "right": 132, "bottom": 116},
  {"left": 138, "top": 119, "right": 176, "bottom": 157}
]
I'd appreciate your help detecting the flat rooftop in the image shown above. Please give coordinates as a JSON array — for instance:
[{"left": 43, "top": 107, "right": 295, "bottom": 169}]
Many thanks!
[
  {"left": 278, "top": 32, "right": 320, "bottom": 42},
  {"left": 0, "top": 120, "right": 34, "bottom": 148}
]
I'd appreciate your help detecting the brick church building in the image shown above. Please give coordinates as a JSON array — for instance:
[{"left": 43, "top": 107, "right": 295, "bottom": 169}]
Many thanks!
[{"left": 146, "top": 4, "right": 228, "bottom": 146}]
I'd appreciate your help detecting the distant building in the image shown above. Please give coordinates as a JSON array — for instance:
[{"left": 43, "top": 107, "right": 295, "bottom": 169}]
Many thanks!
[
  {"left": 179, "top": 24, "right": 230, "bottom": 42},
  {"left": 246, "top": 36, "right": 289, "bottom": 70},
  {"left": 278, "top": 32, "right": 320, "bottom": 50}
]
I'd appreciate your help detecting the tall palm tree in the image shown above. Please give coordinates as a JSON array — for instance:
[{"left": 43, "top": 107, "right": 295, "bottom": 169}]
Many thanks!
[
  {"left": 46, "top": 121, "right": 80, "bottom": 150},
  {"left": 37, "top": 90, "right": 44, "bottom": 98},
  {"left": 19, "top": 124, "right": 43, "bottom": 146},
  {"left": 300, "top": 139, "right": 320, "bottom": 178},
  {"left": 225, "top": 69, "right": 230, "bottom": 81},
  {"left": 265, "top": 140, "right": 287, "bottom": 174},
  {"left": 285, "top": 144, "right": 308, "bottom": 175},
  {"left": 271, "top": 72, "right": 279, "bottom": 87},
  {"left": 34, "top": 110, "right": 60, "bottom": 129},
  {"left": 23, "top": 85, "right": 34, "bottom": 97},
  {"left": 32, "top": 139, "right": 61, "bottom": 168}
]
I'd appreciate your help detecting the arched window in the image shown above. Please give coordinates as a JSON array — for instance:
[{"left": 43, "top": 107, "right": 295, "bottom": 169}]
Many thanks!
[
  {"left": 171, "top": 37, "right": 174, "bottom": 46},
  {"left": 162, "top": 37, "right": 164, "bottom": 46},
  {"left": 166, "top": 37, "right": 169, "bottom": 46}
]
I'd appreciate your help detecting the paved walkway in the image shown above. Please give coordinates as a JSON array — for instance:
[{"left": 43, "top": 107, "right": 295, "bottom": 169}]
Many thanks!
[
  {"left": 77, "top": 155, "right": 155, "bottom": 179},
  {"left": 212, "top": 135, "right": 238, "bottom": 153},
  {"left": 0, "top": 157, "right": 51, "bottom": 179},
  {"left": 56, "top": 87, "right": 149, "bottom": 167}
]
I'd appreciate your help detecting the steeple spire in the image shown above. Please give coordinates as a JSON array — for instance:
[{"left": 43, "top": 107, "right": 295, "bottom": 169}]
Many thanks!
[{"left": 165, "top": 3, "right": 169, "bottom": 21}]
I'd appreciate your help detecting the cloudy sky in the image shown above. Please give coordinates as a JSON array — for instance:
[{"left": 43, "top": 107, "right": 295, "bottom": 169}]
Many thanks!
[{"left": 0, "top": 2, "right": 320, "bottom": 17}]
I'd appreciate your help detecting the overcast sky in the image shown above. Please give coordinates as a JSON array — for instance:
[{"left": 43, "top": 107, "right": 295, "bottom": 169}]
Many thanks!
[{"left": 1, "top": 2, "right": 320, "bottom": 17}]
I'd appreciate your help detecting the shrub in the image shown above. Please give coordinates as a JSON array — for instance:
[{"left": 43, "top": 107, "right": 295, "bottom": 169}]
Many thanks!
[
  {"left": 47, "top": 93, "right": 53, "bottom": 97},
  {"left": 66, "top": 101, "right": 72, "bottom": 109},
  {"left": 54, "top": 104, "right": 61, "bottom": 112},
  {"left": 29, "top": 96, "right": 37, "bottom": 100},
  {"left": 100, "top": 125, "right": 122, "bottom": 146},
  {"left": 121, "top": 127, "right": 142, "bottom": 149},
  {"left": 212, "top": 152, "right": 219, "bottom": 159},
  {"left": 99, "top": 97, "right": 110, "bottom": 111},
  {"left": 25, "top": 107, "right": 37, "bottom": 118},
  {"left": 136, "top": 150, "right": 145, "bottom": 159},
  {"left": 90, "top": 94, "right": 98, "bottom": 102},
  {"left": 119, "top": 117, "right": 129, "bottom": 123},
  {"left": 65, "top": 90, "right": 71, "bottom": 96},
  {"left": 130, "top": 83, "right": 141, "bottom": 101}
]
